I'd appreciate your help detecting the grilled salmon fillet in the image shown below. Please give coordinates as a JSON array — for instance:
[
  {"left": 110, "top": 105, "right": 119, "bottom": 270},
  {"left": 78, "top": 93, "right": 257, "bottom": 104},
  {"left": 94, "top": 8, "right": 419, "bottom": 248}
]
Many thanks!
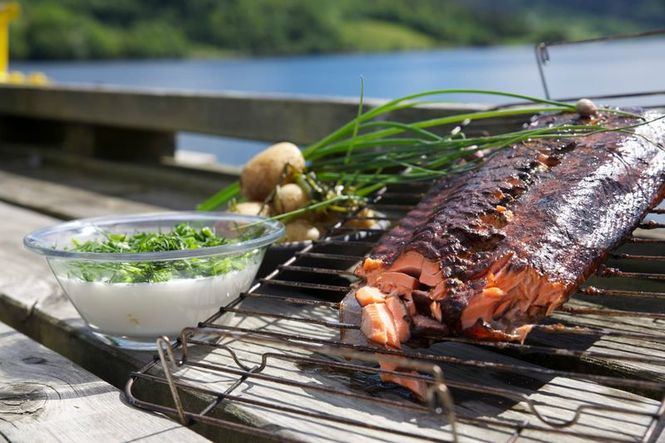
[{"left": 341, "top": 110, "right": 665, "bottom": 368}]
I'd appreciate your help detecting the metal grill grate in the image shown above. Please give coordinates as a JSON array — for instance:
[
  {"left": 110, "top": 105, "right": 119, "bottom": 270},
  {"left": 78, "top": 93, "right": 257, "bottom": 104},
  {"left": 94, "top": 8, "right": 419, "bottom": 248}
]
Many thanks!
[{"left": 125, "top": 181, "right": 665, "bottom": 443}]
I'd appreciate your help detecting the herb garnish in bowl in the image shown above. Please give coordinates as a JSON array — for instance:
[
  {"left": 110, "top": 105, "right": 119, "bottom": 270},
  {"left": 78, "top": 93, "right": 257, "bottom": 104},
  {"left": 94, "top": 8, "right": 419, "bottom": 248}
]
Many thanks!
[{"left": 68, "top": 223, "right": 253, "bottom": 283}]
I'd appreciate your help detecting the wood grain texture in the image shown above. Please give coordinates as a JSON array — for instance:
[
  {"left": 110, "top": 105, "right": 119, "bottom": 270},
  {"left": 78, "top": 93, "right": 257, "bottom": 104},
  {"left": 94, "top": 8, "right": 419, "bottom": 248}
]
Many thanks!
[
  {"left": 0, "top": 144, "right": 235, "bottom": 214},
  {"left": 0, "top": 322, "right": 208, "bottom": 442},
  {"left": 0, "top": 169, "right": 162, "bottom": 220},
  {"left": 0, "top": 84, "right": 525, "bottom": 145}
]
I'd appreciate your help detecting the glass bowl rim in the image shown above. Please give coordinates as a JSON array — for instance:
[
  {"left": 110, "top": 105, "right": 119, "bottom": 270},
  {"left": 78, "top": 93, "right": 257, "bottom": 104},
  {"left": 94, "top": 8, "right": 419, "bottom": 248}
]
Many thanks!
[{"left": 23, "top": 211, "right": 284, "bottom": 262}]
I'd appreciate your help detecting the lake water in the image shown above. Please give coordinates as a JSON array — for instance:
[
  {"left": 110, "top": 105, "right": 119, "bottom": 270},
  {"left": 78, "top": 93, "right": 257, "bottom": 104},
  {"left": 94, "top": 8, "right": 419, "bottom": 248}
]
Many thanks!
[{"left": 12, "top": 38, "right": 665, "bottom": 165}]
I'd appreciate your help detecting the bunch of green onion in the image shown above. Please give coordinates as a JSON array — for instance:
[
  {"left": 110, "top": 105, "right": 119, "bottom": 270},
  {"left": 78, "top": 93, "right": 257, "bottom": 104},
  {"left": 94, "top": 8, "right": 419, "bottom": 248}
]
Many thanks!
[{"left": 198, "top": 88, "right": 655, "bottom": 220}]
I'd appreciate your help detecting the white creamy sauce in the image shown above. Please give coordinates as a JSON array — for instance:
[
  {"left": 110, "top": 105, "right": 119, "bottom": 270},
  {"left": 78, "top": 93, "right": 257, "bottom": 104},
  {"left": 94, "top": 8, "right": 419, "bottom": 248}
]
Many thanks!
[{"left": 58, "top": 263, "right": 259, "bottom": 339}]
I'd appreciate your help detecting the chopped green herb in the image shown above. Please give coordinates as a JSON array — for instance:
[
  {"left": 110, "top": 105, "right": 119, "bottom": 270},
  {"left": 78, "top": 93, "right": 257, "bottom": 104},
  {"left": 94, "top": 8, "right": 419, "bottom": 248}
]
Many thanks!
[
  {"left": 71, "top": 223, "right": 230, "bottom": 253},
  {"left": 66, "top": 223, "right": 259, "bottom": 284}
]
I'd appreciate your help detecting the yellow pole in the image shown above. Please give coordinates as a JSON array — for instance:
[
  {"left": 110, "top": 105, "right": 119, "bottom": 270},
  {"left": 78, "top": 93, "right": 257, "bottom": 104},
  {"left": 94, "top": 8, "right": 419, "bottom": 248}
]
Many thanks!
[{"left": 0, "top": 2, "right": 20, "bottom": 75}]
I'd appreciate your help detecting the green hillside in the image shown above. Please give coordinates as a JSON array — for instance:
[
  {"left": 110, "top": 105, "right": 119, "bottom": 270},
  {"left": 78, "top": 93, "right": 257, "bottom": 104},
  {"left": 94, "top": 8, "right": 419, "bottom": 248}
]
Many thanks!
[{"left": 8, "top": 0, "right": 665, "bottom": 60}]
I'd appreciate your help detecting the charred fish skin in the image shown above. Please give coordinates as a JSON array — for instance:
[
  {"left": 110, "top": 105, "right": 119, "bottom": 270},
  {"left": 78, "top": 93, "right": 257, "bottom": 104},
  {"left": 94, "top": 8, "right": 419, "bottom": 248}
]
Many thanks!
[
  {"left": 472, "top": 111, "right": 665, "bottom": 334},
  {"left": 363, "top": 176, "right": 456, "bottom": 268},
  {"left": 346, "top": 110, "right": 665, "bottom": 348}
]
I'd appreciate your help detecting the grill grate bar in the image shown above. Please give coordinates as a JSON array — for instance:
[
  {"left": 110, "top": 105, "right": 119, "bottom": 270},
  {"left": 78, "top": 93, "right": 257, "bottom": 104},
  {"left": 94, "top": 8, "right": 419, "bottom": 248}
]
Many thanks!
[
  {"left": 639, "top": 221, "right": 665, "bottom": 230},
  {"left": 214, "top": 293, "right": 665, "bottom": 341},
  {"left": 558, "top": 306, "right": 665, "bottom": 319},
  {"left": 312, "top": 238, "right": 377, "bottom": 247},
  {"left": 610, "top": 253, "right": 665, "bottom": 262},
  {"left": 295, "top": 251, "right": 366, "bottom": 261},
  {"left": 222, "top": 299, "right": 665, "bottom": 341},
  {"left": 126, "top": 376, "right": 305, "bottom": 443},
  {"left": 278, "top": 264, "right": 358, "bottom": 277},
  {"left": 533, "top": 323, "right": 665, "bottom": 341},
  {"left": 328, "top": 226, "right": 388, "bottom": 234},
  {"left": 178, "top": 345, "right": 432, "bottom": 413},
  {"left": 240, "top": 292, "right": 340, "bottom": 308},
  {"left": 644, "top": 397, "right": 665, "bottom": 443},
  {"left": 597, "top": 266, "right": 665, "bottom": 280},
  {"left": 258, "top": 278, "right": 350, "bottom": 293},
  {"left": 404, "top": 335, "right": 665, "bottom": 364},
  {"left": 627, "top": 237, "right": 665, "bottom": 244},
  {"left": 172, "top": 330, "right": 665, "bottom": 432},
  {"left": 220, "top": 307, "right": 356, "bottom": 328},
  {"left": 379, "top": 191, "right": 426, "bottom": 199},
  {"left": 365, "top": 202, "right": 414, "bottom": 211},
  {"left": 581, "top": 286, "right": 665, "bottom": 299},
  {"left": 346, "top": 214, "right": 401, "bottom": 221}
]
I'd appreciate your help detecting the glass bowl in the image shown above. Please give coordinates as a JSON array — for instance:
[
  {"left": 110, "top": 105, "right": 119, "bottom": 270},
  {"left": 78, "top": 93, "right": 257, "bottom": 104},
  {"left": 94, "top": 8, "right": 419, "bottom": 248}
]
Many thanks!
[{"left": 24, "top": 212, "right": 284, "bottom": 350}]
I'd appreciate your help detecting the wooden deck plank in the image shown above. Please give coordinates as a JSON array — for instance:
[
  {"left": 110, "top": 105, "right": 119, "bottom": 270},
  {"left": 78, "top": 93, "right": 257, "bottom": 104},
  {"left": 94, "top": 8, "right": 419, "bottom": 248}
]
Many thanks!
[
  {"left": 0, "top": 84, "right": 504, "bottom": 146},
  {"left": 0, "top": 169, "right": 162, "bottom": 219},
  {"left": 0, "top": 144, "right": 232, "bottom": 214},
  {"left": 0, "top": 322, "right": 208, "bottom": 442}
]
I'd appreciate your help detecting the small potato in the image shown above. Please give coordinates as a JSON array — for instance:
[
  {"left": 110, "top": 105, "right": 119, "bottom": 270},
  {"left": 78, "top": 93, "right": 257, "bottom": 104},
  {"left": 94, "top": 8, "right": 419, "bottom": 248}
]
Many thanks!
[
  {"left": 345, "top": 208, "right": 377, "bottom": 229},
  {"left": 284, "top": 219, "right": 320, "bottom": 242},
  {"left": 240, "top": 142, "right": 305, "bottom": 201},
  {"left": 274, "top": 183, "right": 308, "bottom": 214},
  {"left": 230, "top": 202, "right": 271, "bottom": 217}
]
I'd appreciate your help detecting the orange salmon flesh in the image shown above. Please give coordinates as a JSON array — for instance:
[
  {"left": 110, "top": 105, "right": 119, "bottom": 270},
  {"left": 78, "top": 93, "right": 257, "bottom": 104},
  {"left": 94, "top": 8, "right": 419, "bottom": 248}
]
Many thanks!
[{"left": 357, "top": 249, "right": 567, "bottom": 349}]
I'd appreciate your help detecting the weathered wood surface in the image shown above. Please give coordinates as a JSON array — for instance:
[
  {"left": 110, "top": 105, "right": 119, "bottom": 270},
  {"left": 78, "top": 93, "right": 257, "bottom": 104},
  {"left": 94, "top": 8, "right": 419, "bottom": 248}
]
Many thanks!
[
  {"left": 0, "top": 169, "right": 162, "bottom": 219},
  {"left": 0, "top": 144, "right": 234, "bottom": 213},
  {"left": 0, "top": 322, "right": 209, "bottom": 442},
  {"left": 135, "top": 295, "right": 664, "bottom": 443},
  {"left": 0, "top": 84, "right": 525, "bottom": 146}
]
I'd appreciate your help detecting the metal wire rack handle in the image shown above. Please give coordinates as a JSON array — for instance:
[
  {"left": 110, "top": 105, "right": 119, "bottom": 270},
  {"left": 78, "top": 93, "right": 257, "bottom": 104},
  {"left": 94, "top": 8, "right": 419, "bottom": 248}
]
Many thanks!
[
  {"left": 535, "top": 29, "right": 665, "bottom": 99},
  {"left": 155, "top": 336, "right": 187, "bottom": 424}
]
